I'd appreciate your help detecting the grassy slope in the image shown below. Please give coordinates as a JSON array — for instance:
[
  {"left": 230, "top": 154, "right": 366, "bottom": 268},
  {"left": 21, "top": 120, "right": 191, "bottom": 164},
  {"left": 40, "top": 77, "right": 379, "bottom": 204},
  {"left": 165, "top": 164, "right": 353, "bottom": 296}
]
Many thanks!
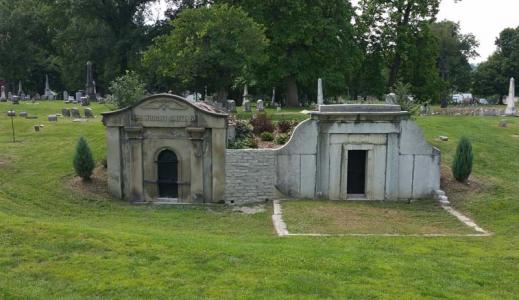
[{"left": 0, "top": 102, "right": 518, "bottom": 299}]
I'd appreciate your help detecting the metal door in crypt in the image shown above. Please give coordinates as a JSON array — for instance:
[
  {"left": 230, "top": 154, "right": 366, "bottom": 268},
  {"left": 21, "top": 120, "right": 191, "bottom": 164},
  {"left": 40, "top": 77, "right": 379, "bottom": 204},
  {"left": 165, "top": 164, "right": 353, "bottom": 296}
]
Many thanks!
[{"left": 157, "top": 150, "right": 179, "bottom": 198}]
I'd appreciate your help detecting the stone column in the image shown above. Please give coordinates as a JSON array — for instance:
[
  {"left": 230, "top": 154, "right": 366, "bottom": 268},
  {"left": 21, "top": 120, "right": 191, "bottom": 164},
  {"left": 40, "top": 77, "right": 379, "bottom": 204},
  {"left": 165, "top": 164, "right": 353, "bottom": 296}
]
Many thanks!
[
  {"left": 187, "top": 127, "right": 206, "bottom": 203},
  {"left": 212, "top": 128, "right": 226, "bottom": 203},
  {"left": 125, "top": 127, "right": 144, "bottom": 202},
  {"left": 505, "top": 77, "right": 516, "bottom": 116},
  {"left": 317, "top": 78, "right": 324, "bottom": 106}
]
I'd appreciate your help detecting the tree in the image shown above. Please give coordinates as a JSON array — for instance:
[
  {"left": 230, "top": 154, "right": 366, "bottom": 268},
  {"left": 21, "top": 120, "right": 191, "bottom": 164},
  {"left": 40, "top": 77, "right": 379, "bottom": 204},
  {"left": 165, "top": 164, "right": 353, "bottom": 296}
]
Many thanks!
[
  {"left": 430, "top": 21, "right": 479, "bottom": 94},
  {"left": 472, "top": 53, "right": 508, "bottom": 100},
  {"left": 52, "top": 0, "right": 161, "bottom": 93},
  {"left": 473, "top": 26, "right": 519, "bottom": 100},
  {"left": 142, "top": 4, "right": 267, "bottom": 102},
  {"left": 0, "top": 0, "right": 58, "bottom": 94},
  {"left": 452, "top": 136, "right": 473, "bottom": 182},
  {"left": 73, "top": 137, "right": 95, "bottom": 181},
  {"left": 107, "top": 70, "right": 146, "bottom": 109},
  {"left": 357, "top": 0, "right": 441, "bottom": 90},
  {"left": 224, "top": 0, "right": 359, "bottom": 106}
]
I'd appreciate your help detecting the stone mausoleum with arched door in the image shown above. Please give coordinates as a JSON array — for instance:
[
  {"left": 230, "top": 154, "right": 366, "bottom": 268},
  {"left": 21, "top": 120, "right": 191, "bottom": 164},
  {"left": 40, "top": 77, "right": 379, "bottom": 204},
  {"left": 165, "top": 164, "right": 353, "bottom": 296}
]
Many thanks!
[
  {"left": 103, "top": 94, "right": 441, "bottom": 205},
  {"left": 102, "top": 94, "right": 228, "bottom": 204}
]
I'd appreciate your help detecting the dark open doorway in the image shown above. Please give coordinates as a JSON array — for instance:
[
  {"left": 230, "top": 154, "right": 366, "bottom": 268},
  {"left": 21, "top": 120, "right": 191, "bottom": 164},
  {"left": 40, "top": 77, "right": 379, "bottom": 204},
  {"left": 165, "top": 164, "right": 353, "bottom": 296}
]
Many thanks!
[
  {"left": 157, "top": 150, "right": 179, "bottom": 198},
  {"left": 347, "top": 150, "right": 367, "bottom": 195}
]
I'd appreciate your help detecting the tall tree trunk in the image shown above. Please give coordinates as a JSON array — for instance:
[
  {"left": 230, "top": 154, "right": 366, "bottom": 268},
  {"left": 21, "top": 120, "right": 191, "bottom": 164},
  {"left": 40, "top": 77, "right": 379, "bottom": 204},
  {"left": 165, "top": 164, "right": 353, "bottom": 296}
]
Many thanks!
[
  {"left": 388, "top": 1, "right": 413, "bottom": 89},
  {"left": 285, "top": 75, "right": 299, "bottom": 107},
  {"left": 216, "top": 86, "right": 228, "bottom": 103}
]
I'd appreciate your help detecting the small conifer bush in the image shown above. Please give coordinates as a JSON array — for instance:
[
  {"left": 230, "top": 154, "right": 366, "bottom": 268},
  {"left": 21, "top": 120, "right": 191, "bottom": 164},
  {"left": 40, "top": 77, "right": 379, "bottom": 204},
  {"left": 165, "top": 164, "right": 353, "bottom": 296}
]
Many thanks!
[
  {"left": 74, "top": 137, "right": 95, "bottom": 180},
  {"left": 452, "top": 136, "right": 473, "bottom": 182}
]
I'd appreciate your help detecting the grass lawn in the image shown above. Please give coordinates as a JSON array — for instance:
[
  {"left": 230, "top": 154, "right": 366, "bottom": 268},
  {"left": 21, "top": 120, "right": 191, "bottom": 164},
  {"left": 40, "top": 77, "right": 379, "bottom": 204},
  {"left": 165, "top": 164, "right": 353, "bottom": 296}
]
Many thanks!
[
  {"left": 282, "top": 200, "right": 477, "bottom": 235},
  {"left": 0, "top": 101, "right": 518, "bottom": 299}
]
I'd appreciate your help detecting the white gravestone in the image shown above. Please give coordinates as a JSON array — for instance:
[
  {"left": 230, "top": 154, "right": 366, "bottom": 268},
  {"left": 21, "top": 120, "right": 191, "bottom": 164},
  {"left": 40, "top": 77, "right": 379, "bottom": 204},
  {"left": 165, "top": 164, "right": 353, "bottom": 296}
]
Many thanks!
[
  {"left": 317, "top": 78, "right": 324, "bottom": 106},
  {"left": 243, "top": 84, "right": 251, "bottom": 112},
  {"left": 505, "top": 77, "right": 516, "bottom": 116},
  {"left": 256, "top": 99, "right": 264, "bottom": 112}
]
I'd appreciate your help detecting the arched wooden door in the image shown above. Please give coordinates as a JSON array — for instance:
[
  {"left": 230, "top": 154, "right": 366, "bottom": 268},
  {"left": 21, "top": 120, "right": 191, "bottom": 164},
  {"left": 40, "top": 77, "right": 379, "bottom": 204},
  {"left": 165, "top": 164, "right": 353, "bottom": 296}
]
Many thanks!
[{"left": 157, "top": 150, "right": 179, "bottom": 198}]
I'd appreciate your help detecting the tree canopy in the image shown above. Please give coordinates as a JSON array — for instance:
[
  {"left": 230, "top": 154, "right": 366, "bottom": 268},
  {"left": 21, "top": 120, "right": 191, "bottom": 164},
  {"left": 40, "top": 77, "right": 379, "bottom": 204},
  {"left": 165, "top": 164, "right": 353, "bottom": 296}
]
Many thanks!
[
  {"left": 142, "top": 4, "right": 267, "bottom": 102},
  {"left": 4, "top": 0, "right": 513, "bottom": 105},
  {"left": 473, "top": 26, "right": 519, "bottom": 100}
]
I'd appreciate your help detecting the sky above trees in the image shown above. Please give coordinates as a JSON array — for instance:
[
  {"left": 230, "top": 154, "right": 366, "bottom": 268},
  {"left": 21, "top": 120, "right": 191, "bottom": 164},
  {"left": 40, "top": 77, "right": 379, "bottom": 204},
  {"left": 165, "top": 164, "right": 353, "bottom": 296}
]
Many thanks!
[{"left": 437, "top": 0, "right": 519, "bottom": 63}]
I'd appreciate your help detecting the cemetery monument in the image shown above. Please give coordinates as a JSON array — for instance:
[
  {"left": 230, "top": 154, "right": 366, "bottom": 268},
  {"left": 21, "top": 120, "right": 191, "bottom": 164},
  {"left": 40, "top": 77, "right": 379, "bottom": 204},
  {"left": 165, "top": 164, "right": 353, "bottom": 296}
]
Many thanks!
[
  {"left": 505, "top": 77, "right": 516, "bottom": 116},
  {"left": 104, "top": 94, "right": 440, "bottom": 205}
]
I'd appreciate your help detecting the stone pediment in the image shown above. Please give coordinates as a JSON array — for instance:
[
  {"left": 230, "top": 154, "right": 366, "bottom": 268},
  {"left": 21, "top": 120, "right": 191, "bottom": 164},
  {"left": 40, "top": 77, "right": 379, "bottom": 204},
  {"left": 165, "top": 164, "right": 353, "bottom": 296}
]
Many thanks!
[
  {"left": 137, "top": 97, "right": 190, "bottom": 111},
  {"left": 102, "top": 94, "right": 228, "bottom": 128}
]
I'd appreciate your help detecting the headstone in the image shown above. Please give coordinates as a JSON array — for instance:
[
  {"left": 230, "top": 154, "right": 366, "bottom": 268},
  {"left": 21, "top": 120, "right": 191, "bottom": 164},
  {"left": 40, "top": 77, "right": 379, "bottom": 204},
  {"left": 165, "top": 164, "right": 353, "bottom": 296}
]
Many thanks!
[
  {"left": 256, "top": 99, "right": 264, "bottom": 112},
  {"left": 505, "top": 77, "right": 516, "bottom": 116},
  {"left": 19, "top": 111, "right": 28, "bottom": 118},
  {"left": 80, "top": 96, "right": 90, "bottom": 106},
  {"left": 44, "top": 74, "right": 54, "bottom": 100},
  {"left": 85, "top": 61, "right": 97, "bottom": 101},
  {"left": 439, "top": 136, "right": 449, "bottom": 141},
  {"left": 34, "top": 125, "right": 40, "bottom": 132},
  {"left": 0, "top": 85, "right": 6, "bottom": 101},
  {"left": 277, "top": 107, "right": 281, "bottom": 112},
  {"left": 440, "top": 98, "right": 448, "bottom": 108},
  {"left": 499, "top": 119, "right": 508, "bottom": 128},
  {"left": 63, "top": 91, "right": 69, "bottom": 102},
  {"left": 317, "top": 78, "right": 324, "bottom": 105},
  {"left": 75, "top": 91, "right": 83, "bottom": 102},
  {"left": 7, "top": 110, "right": 16, "bottom": 117},
  {"left": 34, "top": 93, "right": 41, "bottom": 100},
  {"left": 62, "top": 108, "right": 71, "bottom": 117},
  {"left": 71, "top": 107, "right": 81, "bottom": 118},
  {"left": 8, "top": 92, "right": 13, "bottom": 100},
  {"left": 227, "top": 100, "right": 236, "bottom": 113},
  {"left": 48, "top": 115, "right": 58, "bottom": 122},
  {"left": 243, "top": 100, "right": 251, "bottom": 112},
  {"left": 12, "top": 96, "right": 19, "bottom": 104},
  {"left": 271, "top": 88, "right": 276, "bottom": 107},
  {"left": 68, "top": 96, "right": 75, "bottom": 102},
  {"left": 17, "top": 81, "right": 23, "bottom": 97},
  {"left": 84, "top": 108, "right": 94, "bottom": 118},
  {"left": 385, "top": 93, "right": 397, "bottom": 105}
]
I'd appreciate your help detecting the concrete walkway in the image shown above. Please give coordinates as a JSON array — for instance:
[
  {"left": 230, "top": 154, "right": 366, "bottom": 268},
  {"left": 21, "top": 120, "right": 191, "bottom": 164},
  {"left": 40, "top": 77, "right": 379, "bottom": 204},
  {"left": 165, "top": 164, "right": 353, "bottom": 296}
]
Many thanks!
[{"left": 272, "top": 199, "right": 491, "bottom": 237}]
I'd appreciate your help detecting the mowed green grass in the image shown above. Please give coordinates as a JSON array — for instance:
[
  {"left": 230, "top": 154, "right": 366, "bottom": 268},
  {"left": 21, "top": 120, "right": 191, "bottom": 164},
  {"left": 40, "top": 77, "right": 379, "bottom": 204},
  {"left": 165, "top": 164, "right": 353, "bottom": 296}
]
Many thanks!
[
  {"left": 282, "top": 200, "right": 476, "bottom": 235},
  {"left": 0, "top": 101, "right": 518, "bottom": 299}
]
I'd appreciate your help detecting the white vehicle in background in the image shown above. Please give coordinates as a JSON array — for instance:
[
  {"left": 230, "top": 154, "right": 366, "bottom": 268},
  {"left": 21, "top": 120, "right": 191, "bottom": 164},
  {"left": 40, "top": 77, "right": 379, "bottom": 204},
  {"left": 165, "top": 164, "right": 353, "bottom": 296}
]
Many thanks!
[
  {"left": 478, "top": 98, "right": 489, "bottom": 105},
  {"left": 452, "top": 93, "right": 473, "bottom": 104}
]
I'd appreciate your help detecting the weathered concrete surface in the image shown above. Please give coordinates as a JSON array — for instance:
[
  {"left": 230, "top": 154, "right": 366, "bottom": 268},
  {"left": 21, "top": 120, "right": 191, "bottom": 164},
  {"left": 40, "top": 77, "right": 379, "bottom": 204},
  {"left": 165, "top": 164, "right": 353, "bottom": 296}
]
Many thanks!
[
  {"left": 273, "top": 104, "right": 441, "bottom": 201},
  {"left": 102, "top": 94, "right": 228, "bottom": 204}
]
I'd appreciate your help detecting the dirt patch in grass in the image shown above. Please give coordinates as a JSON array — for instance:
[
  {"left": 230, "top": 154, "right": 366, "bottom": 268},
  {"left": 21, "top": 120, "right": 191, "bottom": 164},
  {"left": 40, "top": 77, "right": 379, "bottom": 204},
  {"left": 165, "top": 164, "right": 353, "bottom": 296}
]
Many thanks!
[
  {"left": 440, "top": 166, "right": 493, "bottom": 204},
  {"left": 68, "top": 167, "right": 111, "bottom": 200},
  {"left": 282, "top": 200, "right": 476, "bottom": 235}
]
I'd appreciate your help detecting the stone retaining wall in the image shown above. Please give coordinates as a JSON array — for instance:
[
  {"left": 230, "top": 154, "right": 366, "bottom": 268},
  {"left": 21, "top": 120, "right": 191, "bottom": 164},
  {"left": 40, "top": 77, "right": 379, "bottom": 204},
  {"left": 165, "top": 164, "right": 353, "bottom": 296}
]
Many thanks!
[{"left": 224, "top": 149, "right": 276, "bottom": 204}]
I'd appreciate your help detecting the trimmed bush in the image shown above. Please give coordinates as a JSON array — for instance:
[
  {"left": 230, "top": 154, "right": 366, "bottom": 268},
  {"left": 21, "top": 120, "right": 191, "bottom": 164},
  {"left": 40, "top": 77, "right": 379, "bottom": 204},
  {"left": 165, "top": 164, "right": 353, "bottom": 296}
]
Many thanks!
[
  {"left": 107, "top": 70, "right": 146, "bottom": 109},
  {"left": 260, "top": 132, "right": 274, "bottom": 141},
  {"left": 452, "top": 136, "right": 473, "bottom": 182},
  {"left": 275, "top": 133, "right": 289, "bottom": 145},
  {"left": 73, "top": 137, "right": 95, "bottom": 180},
  {"left": 250, "top": 113, "right": 274, "bottom": 134}
]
